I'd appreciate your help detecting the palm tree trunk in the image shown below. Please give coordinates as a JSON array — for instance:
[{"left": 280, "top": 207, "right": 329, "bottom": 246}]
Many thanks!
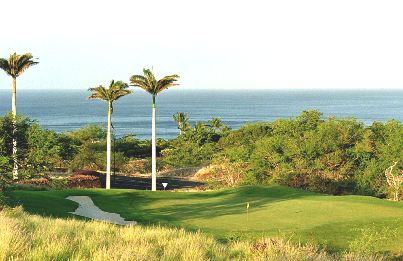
[
  {"left": 106, "top": 102, "right": 112, "bottom": 189},
  {"left": 151, "top": 95, "right": 157, "bottom": 191},
  {"left": 11, "top": 77, "right": 18, "bottom": 180},
  {"left": 12, "top": 78, "right": 17, "bottom": 116}
]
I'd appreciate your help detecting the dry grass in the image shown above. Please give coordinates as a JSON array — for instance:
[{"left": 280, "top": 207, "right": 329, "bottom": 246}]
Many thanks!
[{"left": 0, "top": 207, "right": 392, "bottom": 261}]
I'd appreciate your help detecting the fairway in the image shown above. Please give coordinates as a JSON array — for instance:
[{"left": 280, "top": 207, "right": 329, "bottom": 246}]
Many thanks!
[{"left": 7, "top": 185, "right": 403, "bottom": 253}]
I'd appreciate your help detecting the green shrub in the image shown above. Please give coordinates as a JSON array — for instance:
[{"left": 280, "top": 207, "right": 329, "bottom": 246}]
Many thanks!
[
  {"left": 348, "top": 226, "right": 398, "bottom": 255},
  {"left": 5, "top": 183, "right": 49, "bottom": 191},
  {"left": 48, "top": 178, "right": 69, "bottom": 190},
  {"left": 67, "top": 175, "right": 101, "bottom": 188}
]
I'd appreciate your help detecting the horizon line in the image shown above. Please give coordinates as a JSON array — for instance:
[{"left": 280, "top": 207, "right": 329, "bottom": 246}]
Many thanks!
[{"left": 0, "top": 87, "right": 402, "bottom": 91}]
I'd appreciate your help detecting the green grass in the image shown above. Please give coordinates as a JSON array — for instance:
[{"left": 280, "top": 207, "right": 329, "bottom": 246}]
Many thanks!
[{"left": 6, "top": 185, "right": 403, "bottom": 254}]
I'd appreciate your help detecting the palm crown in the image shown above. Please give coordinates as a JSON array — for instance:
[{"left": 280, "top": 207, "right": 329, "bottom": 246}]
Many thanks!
[
  {"left": 88, "top": 80, "right": 131, "bottom": 110},
  {"left": 173, "top": 112, "right": 189, "bottom": 124},
  {"left": 129, "top": 68, "right": 179, "bottom": 96},
  {"left": 0, "top": 53, "right": 38, "bottom": 78},
  {"left": 173, "top": 112, "right": 191, "bottom": 133}
]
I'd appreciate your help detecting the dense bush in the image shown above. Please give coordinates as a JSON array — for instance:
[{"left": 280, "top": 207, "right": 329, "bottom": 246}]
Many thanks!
[
  {"left": 0, "top": 114, "right": 76, "bottom": 179},
  {"left": 194, "top": 158, "right": 250, "bottom": 188},
  {"left": 215, "top": 111, "right": 402, "bottom": 197},
  {"left": 13, "top": 174, "right": 101, "bottom": 190},
  {"left": 162, "top": 124, "right": 222, "bottom": 168},
  {"left": 18, "top": 178, "right": 50, "bottom": 187},
  {"left": 1, "top": 111, "right": 401, "bottom": 198}
]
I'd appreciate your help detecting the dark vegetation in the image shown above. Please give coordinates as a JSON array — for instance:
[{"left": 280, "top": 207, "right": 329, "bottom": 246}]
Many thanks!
[{"left": 0, "top": 110, "right": 402, "bottom": 199}]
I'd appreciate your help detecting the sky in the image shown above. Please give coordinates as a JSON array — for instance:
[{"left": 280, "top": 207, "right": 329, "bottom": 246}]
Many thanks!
[{"left": 0, "top": 0, "right": 402, "bottom": 90}]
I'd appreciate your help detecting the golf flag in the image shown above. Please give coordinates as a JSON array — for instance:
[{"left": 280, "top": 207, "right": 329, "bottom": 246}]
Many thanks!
[{"left": 247, "top": 202, "right": 250, "bottom": 209}]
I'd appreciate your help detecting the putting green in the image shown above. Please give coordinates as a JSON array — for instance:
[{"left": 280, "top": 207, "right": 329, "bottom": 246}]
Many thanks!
[{"left": 7, "top": 185, "right": 403, "bottom": 253}]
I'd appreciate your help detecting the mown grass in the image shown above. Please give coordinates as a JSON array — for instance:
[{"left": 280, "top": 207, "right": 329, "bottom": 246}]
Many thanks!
[
  {"left": 6, "top": 185, "right": 403, "bottom": 255},
  {"left": 0, "top": 207, "right": 392, "bottom": 261}
]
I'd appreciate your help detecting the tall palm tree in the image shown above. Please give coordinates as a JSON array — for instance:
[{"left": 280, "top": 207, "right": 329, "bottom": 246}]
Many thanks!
[
  {"left": 88, "top": 80, "right": 131, "bottom": 189},
  {"left": 173, "top": 112, "right": 190, "bottom": 135},
  {"left": 0, "top": 53, "right": 38, "bottom": 180},
  {"left": 130, "top": 69, "right": 179, "bottom": 191}
]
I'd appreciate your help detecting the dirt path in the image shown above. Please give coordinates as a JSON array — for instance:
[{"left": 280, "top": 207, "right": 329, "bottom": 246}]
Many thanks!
[{"left": 66, "top": 196, "right": 136, "bottom": 225}]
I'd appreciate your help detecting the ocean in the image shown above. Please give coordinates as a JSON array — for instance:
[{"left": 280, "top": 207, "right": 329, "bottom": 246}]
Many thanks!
[{"left": 0, "top": 89, "right": 402, "bottom": 139}]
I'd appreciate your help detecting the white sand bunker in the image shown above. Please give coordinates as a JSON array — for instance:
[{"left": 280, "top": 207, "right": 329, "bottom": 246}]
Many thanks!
[{"left": 66, "top": 196, "right": 136, "bottom": 225}]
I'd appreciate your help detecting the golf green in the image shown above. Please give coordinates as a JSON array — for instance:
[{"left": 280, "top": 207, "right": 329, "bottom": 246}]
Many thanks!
[{"left": 7, "top": 185, "right": 403, "bottom": 253}]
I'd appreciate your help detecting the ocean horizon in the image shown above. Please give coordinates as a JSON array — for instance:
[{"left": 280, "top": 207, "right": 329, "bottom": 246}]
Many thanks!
[{"left": 0, "top": 89, "right": 402, "bottom": 139}]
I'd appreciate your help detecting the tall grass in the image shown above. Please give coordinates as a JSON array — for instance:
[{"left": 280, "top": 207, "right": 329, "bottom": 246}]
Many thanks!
[{"left": 0, "top": 207, "right": 392, "bottom": 261}]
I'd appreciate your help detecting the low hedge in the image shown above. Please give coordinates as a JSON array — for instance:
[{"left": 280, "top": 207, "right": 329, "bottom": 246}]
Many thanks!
[
  {"left": 67, "top": 174, "right": 101, "bottom": 188},
  {"left": 15, "top": 173, "right": 101, "bottom": 190}
]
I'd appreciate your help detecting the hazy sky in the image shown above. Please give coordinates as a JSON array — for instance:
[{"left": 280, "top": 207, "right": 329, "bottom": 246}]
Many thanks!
[{"left": 1, "top": 0, "right": 402, "bottom": 90}]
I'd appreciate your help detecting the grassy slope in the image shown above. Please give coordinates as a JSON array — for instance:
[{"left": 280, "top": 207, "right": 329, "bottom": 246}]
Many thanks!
[{"left": 7, "top": 185, "right": 403, "bottom": 253}]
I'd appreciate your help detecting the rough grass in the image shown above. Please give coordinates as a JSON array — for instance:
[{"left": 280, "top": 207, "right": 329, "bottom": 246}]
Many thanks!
[
  {"left": 0, "top": 207, "right": 391, "bottom": 261},
  {"left": 6, "top": 185, "right": 403, "bottom": 255}
]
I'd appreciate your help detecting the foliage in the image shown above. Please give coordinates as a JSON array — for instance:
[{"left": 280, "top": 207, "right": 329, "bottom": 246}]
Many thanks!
[
  {"left": 0, "top": 114, "right": 78, "bottom": 178},
  {"left": 2, "top": 207, "right": 392, "bottom": 260},
  {"left": 130, "top": 68, "right": 179, "bottom": 96},
  {"left": 162, "top": 125, "right": 221, "bottom": 168},
  {"left": 348, "top": 226, "right": 398, "bottom": 255},
  {"left": 6, "top": 183, "right": 49, "bottom": 191},
  {"left": 114, "top": 135, "right": 161, "bottom": 158},
  {"left": 67, "top": 124, "right": 106, "bottom": 144},
  {"left": 354, "top": 120, "right": 403, "bottom": 198},
  {"left": 88, "top": 80, "right": 132, "bottom": 106},
  {"left": 209, "top": 111, "right": 403, "bottom": 196},
  {"left": 8, "top": 175, "right": 100, "bottom": 190},
  {"left": 173, "top": 112, "right": 191, "bottom": 134},
  {"left": 25, "top": 124, "right": 62, "bottom": 172},
  {"left": 0, "top": 53, "right": 38, "bottom": 78},
  {"left": 66, "top": 174, "right": 101, "bottom": 188},
  {"left": 194, "top": 158, "right": 250, "bottom": 187},
  {"left": 70, "top": 142, "right": 126, "bottom": 171},
  {"left": 18, "top": 178, "right": 50, "bottom": 187}
]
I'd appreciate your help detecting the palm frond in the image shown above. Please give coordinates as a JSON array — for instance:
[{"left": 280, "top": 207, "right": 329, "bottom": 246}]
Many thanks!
[
  {"left": 0, "top": 53, "right": 38, "bottom": 78},
  {"left": 88, "top": 80, "right": 132, "bottom": 112},
  {"left": 88, "top": 86, "right": 109, "bottom": 100},
  {"left": 130, "top": 75, "right": 152, "bottom": 93},
  {"left": 130, "top": 69, "right": 179, "bottom": 96},
  {"left": 0, "top": 58, "right": 10, "bottom": 75},
  {"left": 156, "top": 75, "right": 179, "bottom": 94}
]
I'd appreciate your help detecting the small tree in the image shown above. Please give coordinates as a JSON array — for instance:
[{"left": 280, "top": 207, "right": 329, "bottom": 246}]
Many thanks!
[
  {"left": 208, "top": 118, "right": 223, "bottom": 132},
  {"left": 173, "top": 112, "right": 190, "bottom": 135},
  {"left": 384, "top": 161, "right": 402, "bottom": 201}
]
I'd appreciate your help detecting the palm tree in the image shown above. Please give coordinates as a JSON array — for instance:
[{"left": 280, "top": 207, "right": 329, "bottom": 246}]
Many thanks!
[
  {"left": 130, "top": 69, "right": 179, "bottom": 191},
  {"left": 88, "top": 80, "right": 131, "bottom": 189},
  {"left": 173, "top": 112, "right": 190, "bottom": 135},
  {"left": 208, "top": 118, "right": 223, "bottom": 132},
  {"left": 0, "top": 53, "right": 38, "bottom": 180}
]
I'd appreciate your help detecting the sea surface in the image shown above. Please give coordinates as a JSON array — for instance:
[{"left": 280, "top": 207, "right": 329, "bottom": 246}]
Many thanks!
[{"left": 0, "top": 89, "right": 402, "bottom": 139}]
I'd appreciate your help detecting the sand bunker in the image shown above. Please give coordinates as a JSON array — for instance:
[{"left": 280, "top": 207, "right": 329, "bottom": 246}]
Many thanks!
[{"left": 66, "top": 196, "right": 136, "bottom": 225}]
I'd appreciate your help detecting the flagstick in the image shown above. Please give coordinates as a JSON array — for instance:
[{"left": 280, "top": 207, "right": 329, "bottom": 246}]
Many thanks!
[{"left": 246, "top": 202, "right": 250, "bottom": 231}]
